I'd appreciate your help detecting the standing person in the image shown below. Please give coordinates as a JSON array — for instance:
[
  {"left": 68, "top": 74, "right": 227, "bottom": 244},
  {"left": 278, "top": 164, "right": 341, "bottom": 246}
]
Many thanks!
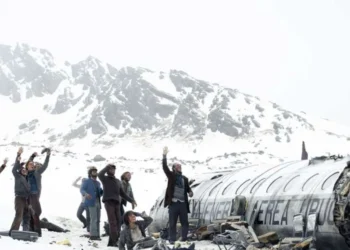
[
  {"left": 9, "top": 147, "right": 30, "bottom": 235},
  {"left": 0, "top": 157, "right": 8, "bottom": 174},
  {"left": 120, "top": 171, "right": 136, "bottom": 224},
  {"left": 25, "top": 147, "right": 51, "bottom": 236},
  {"left": 162, "top": 146, "right": 193, "bottom": 243},
  {"left": 73, "top": 176, "right": 90, "bottom": 232},
  {"left": 80, "top": 167, "right": 103, "bottom": 240},
  {"left": 26, "top": 148, "right": 51, "bottom": 198},
  {"left": 98, "top": 164, "right": 137, "bottom": 247},
  {"left": 22, "top": 152, "right": 42, "bottom": 231}
]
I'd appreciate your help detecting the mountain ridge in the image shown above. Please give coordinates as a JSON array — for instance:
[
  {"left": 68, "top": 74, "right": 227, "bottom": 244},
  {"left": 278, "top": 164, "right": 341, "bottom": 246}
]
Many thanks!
[{"left": 0, "top": 42, "right": 350, "bottom": 163}]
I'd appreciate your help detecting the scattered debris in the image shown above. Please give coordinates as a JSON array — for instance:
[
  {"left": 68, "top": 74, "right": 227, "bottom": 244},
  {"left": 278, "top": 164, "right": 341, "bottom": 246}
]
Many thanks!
[
  {"left": 189, "top": 216, "right": 316, "bottom": 249},
  {"left": 152, "top": 215, "right": 318, "bottom": 249},
  {"left": 56, "top": 239, "right": 72, "bottom": 246}
]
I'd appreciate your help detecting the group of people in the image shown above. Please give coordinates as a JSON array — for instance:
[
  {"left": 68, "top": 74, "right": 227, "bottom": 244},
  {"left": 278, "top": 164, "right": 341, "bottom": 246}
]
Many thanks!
[
  {"left": 0, "top": 147, "right": 51, "bottom": 237},
  {"left": 0, "top": 146, "right": 194, "bottom": 249},
  {"left": 71, "top": 146, "right": 194, "bottom": 248},
  {"left": 72, "top": 164, "right": 139, "bottom": 247}
]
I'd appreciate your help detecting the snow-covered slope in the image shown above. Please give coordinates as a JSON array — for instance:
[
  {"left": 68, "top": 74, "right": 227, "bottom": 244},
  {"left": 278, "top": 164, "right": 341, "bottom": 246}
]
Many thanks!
[{"left": 1, "top": 43, "right": 350, "bottom": 166}]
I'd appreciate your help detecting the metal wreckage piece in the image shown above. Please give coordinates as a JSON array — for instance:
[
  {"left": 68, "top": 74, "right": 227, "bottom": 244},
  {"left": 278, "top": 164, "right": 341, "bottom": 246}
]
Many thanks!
[{"left": 149, "top": 156, "right": 350, "bottom": 249}]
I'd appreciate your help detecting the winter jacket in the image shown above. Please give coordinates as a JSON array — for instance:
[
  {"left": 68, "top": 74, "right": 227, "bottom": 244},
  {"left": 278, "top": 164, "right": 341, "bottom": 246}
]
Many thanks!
[
  {"left": 12, "top": 155, "right": 30, "bottom": 198},
  {"left": 0, "top": 164, "right": 5, "bottom": 174},
  {"left": 121, "top": 180, "right": 135, "bottom": 207},
  {"left": 80, "top": 178, "right": 103, "bottom": 207},
  {"left": 97, "top": 166, "right": 134, "bottom": 204},
  {"left": 119, "top": 212, "right": 153, "bottom": 250},
  {"left": 27, "top": 154, "right": 50, "bottom": 196},
  {"left": 162, "top": 156, "right": 192, "bottom": 213}
]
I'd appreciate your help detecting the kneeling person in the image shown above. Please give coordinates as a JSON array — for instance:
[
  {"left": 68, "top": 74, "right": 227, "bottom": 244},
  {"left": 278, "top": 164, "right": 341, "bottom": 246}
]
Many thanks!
[{"left": 119, "top": 211, "right": 156, "bottom": 250}]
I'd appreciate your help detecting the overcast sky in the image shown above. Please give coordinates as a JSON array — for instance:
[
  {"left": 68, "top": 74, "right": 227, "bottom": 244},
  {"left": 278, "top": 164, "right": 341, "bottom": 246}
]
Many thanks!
[{"left": 1, "top": 0, "right": 350, "bottom": 126}]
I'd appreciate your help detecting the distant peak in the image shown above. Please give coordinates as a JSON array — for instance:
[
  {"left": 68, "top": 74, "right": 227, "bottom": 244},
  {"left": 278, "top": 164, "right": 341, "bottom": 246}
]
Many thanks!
[{"left": 84, "top": 55, "right": 102, "bottom": 64}]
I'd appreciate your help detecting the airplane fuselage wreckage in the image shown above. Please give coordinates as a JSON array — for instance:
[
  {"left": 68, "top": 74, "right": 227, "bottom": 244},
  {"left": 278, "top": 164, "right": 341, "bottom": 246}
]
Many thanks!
[{"left": 148, "top": 156, "right": 350, "bottom": 250}]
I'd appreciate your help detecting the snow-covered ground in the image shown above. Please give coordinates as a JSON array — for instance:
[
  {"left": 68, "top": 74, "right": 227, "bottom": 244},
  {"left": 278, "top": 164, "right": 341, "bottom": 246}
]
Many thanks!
[{"left": 0, "top": 146, "right": 221, "bottom": 249}]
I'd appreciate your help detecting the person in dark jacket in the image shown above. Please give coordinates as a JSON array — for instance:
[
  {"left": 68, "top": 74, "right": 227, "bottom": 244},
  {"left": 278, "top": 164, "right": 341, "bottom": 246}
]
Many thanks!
[
  {"left": 73, "top": 176, "right": 90, "bottom": 231},
  {"left": 40, "top": 218, "right": 70, "bottom": 233},
  {"left": 9, "top": 147, "right": 31, "bottom": 235},
  {"left": 120, "top": 171, "right": 136, "bottom": 224},
  {"left": 0, "top": 157, "right": 8, "bottom": 174},
  {"left": 162, "top": 146, "right": 193, "bottom": 243},
  {"left": 25, "top": 148, "right": 50, "bottom": 198},
  {"left": 98, "top": 164, "right": 137, "bottom": 247},
  {"left": 81, "top": 166, "right": 103, "bottom": 240},
  {"left": 22, "top": 157, "right": 46, "bottom": 231},
  {"left": 23, "top": 148, "right": 51, "bottom": 236},
  {"left": 119, "top": 211, "right": 156, "bottom": 250}
]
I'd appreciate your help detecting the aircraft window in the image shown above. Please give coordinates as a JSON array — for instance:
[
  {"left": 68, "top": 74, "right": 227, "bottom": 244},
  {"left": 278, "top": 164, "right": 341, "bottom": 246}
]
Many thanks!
[
  {"left": 322, "top": 172, "right": 339, "bottom": 190},
  {"left": 209, "top": 182, "right": 223, "bottom": 196},
  {"left": 284, "top": 175, "right": 300, "bottom": 192},
  {"left": 222, "top": 181, "right": 236, "bottom": 195},
  {"left": 159, "top": 199, "right": 164, "bottom": 207},
  {"left": 236, "top": 179, "right": 251, "bottom": 195},
  {"left": 211, "top": 174, "right": 223, "bottom": 180},
  {"left": 266, "top": 176, "right": 282, "bottom": 193},
  {"left": 191, "top": 183, "right": 200, "bottom": 189},
  {"left": 250, "top": 178, "right": 266, "bottom": 193},
  {"left": 302, "top": 174, "right": 319, "bottom": 191}
]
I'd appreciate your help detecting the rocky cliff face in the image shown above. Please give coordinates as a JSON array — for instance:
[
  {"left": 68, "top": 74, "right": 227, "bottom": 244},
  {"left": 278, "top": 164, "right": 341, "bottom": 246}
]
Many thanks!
[{"left": 0, "top": 43, "right": 349, "bottom": 161}]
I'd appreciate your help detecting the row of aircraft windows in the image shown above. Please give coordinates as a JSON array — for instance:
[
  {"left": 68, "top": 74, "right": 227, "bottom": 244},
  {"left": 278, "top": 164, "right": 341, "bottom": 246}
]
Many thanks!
[
  {"left": 157, "top": 171, "right": 340, "bottom": 207},
  {"left": 212, "top": 171, "right": 340, "bottom": 197}
]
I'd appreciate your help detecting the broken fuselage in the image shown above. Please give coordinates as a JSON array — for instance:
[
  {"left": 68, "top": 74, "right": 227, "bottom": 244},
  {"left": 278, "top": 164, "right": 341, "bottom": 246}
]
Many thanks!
[{"left": 148, "top": 158, "right": 350, "bottom": 249}]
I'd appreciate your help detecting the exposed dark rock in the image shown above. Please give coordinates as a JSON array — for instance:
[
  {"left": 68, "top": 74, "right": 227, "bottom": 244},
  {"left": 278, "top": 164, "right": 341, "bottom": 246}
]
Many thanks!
[
  {"left": 19, "top": 124, "right": 28, "bottom": 129},
  {"left": 92, "top": 155, "right": 106, "bottom": 162},
  {"left": 255, "top": 104, "right": 264, "bottom": 112}
]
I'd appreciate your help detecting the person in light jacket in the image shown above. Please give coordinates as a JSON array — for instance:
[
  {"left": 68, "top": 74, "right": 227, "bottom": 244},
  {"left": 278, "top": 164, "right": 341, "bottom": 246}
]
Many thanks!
[
  {"left": 73, "top": 176, "right": 90, "bottom": 231},
  {"left": 120, "top": 171, "right": 136, "bottom": 224},
  {"left": 81, "top": 167, "right": 103, "bottom": 240}
]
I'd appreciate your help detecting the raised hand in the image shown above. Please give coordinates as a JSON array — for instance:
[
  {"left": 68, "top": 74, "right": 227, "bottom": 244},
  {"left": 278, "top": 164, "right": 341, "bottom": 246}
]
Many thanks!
[
  {"left": 18, "top": 147, "right": 23, "bottom": 155},
  {"left": 3, "top": 157, "right": 8, "bottom": 165},
  {"left": 163, "top": 146, "right": 168, "bottom": 155},
  {"left": 41, "top": 148, "right": 51, "bottom": 155}
]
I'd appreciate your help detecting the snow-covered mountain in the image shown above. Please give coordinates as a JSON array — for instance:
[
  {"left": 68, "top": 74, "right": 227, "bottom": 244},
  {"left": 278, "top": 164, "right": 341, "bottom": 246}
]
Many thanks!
[{"left": 1, "top": 43, "right": 350, "bottom": 168}]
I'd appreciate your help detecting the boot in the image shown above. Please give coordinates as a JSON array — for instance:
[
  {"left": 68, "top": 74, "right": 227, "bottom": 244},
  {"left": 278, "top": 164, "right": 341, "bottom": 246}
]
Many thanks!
[
  {"left": 90, "top": 235, "right": 102, "bottom": 241},
  {"left": 107, "top": 232, "right": 118, "bottom": 246},
  {"left": 35, "top": 227, "right": 42, "bottom": 237}
]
